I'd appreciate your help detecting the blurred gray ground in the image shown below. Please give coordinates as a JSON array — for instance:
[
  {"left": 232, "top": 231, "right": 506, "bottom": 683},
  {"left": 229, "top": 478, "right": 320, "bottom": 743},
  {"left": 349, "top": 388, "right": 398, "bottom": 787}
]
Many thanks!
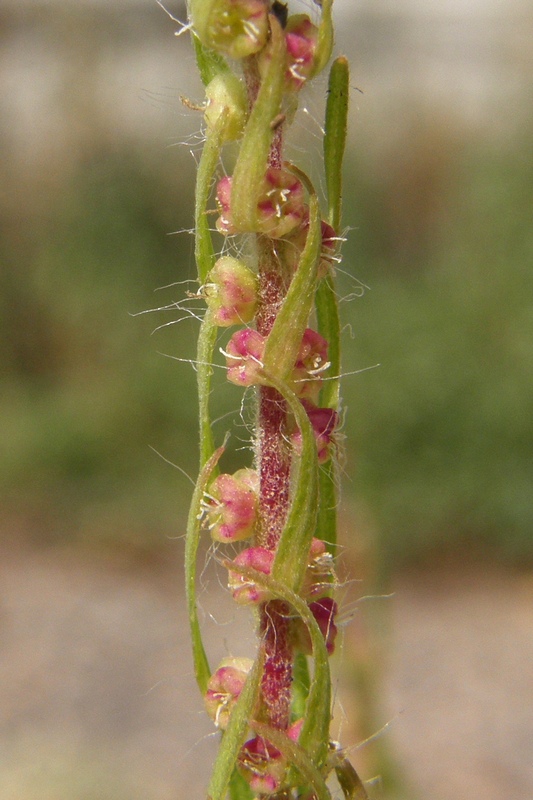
[{"left": 1, "top": 541, "right": 532, "bottom": 800}]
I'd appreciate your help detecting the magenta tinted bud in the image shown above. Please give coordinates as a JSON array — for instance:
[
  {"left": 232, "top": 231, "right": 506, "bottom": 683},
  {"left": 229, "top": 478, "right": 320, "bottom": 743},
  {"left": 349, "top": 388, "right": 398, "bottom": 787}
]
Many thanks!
[
  {"left": 238, "top": 735, "right": 286, "bottom": 794},
  {"left": 215, "top": 176, "right": 234, "bottom": 235},
  {"left": 204, "top": 657, "right": 253, "bottom": 729},
  {"left": 282, "top": 213, "right": 337, "bottom": 279},
  {"left": 205, "top": 256, "right": 258, "bottom": 327},
  {"left": 292, "top": 400, "right": 338, "bottom": 463},
  {"left": 291, "top": 329, "right": 329, "bottom": 400},
  {"left": 225, "top": 328, "right": 266, "bottom": 386},
  {"left": 292, "top": 596, "right": 338, "bottom": 656},
  {"left": 217, "top": 169, "right": 306, "bottom": 238},
  {"left": 255, "top": 167, "right": 306, "bottom": 238},
  {"left": 284, "top": 15, "right": 319, "bottom": 90},
  {"left": 205, "top": 468, "right": 259, "bottom": 543},
  {"left": 228, "top": 546, "right": 275, "bottom": 605}
]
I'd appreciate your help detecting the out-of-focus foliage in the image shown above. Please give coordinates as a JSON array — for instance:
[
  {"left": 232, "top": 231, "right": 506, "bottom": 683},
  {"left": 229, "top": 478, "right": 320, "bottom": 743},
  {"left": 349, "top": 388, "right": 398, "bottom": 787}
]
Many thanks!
[{"left": 343, "top": 127, "right": 533, "bottom": 570}]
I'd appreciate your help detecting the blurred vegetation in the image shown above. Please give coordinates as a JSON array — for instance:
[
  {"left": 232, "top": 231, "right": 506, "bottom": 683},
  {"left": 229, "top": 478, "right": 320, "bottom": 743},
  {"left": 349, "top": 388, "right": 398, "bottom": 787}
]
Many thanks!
[{"left": 1, "top": 98, "right": 531, "bottom": 572}]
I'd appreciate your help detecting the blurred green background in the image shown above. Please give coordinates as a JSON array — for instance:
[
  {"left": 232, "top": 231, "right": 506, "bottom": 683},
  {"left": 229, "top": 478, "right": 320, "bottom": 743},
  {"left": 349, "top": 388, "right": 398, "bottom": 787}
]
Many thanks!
[{"left": 2, "top": 0, "right": 531, "bottom": 571}]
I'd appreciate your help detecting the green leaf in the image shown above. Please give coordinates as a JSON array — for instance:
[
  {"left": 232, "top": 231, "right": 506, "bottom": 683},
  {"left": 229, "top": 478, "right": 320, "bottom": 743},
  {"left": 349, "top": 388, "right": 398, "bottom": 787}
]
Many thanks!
[
  {"left": 195, "top": 116, "right": 227, "bottom": 284},
  {"left": 314, "top": 0, "right": 334, "bottom": 77},
  {"left": 251, "top": 722, "right": 333, "bottom": 800},
  {"left": 315, "top": 274, "right": 341, "bottom": 410},
  {"left": 207, "top": 652, "right": 264, "bottom": 800},
  {"left": 228, "top": 768, "right": 254, "bottom": 800},
  {"left": 230, "top": 15, "right": 286, "bottom": 231},
  {"left": 262, "top": 192, "right": 321, "bottom": 382},
  {"left": 191, "top": 31, "right": 230, "bottom": 86},
  {"left": 334, "top": 753, "right": 371, "bottom": 800},
  {"left": 185, "top": 444, "right": 225, "bottom": 694},
  {"left": 291, "top": 651, "right": 311, "bottom": 721},
  {"left": 197, "top": 311, "right": 218, "bottom": 468},
  {"left": 324, "top": 56, "right": 349, "bottom": 234}
]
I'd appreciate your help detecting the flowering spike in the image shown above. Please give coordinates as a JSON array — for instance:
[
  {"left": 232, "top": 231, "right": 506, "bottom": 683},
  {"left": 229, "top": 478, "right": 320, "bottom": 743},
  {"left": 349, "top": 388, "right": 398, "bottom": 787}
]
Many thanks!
[{"left": 178, "top": 0, "right": 365, "bottom": 796}]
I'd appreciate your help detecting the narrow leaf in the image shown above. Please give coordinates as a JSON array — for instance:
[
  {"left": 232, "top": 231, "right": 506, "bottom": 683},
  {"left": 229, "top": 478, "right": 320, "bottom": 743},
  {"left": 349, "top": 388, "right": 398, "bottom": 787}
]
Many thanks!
[
  {"left": 262, "top": 193, "right": 321, "bottom": 382},
  {"left": 197, "top": 311, "right": 218, "bottom": 468},
  {"left": 230, "top": 15, "right": 286, "bottom": 231},
  {"left": 324, "top": 56, "right": 349, "bottom": 234},
  {"left": 191, "top": 32, "right": 230, "bottom": 86},
  {"left": 185, "top": 444, "right": 224, "bottom": 693},
  {"left": 314, "top": 0, "right": 334, "bottom": 77},
  {"left": 195, "top": 116, "right": 226, "bottom": 283},
  {"left": 334, "top": 754, "right": 371, "bottom": 800}
]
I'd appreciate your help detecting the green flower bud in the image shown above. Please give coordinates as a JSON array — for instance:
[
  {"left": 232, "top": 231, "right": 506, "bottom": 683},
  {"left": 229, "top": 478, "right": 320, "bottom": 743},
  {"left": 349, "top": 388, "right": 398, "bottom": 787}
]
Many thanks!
[
  {"left": 191, "top": 0, "right": 269, "bottom": 60},
  {"left": 204, "top": 73, "right": 248, "bottom": 142}
]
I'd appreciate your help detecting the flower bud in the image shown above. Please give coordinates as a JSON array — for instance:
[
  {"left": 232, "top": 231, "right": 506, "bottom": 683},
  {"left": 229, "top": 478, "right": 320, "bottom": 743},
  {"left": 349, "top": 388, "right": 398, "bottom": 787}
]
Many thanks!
[
  {"left": 228, "top": 546, "right": 274, "bottom": 605},
  {"left": 204, "top": 73, "right": 248, "bottom": 143},
  {"left": 259, "top": 14, "right": 319, "bottom": 92},
  {"left": 280, "top": 214, "right": 337, "bottom": 285},
  {"left": 191, "top": 0, "right": 269, "bottom": 60},
  {"left": 224, "top": 328, "right": 266, "bottom": 386},
  {"left": 292, "top": 596, "right": 338, "bottom": 656},
  {"left": 291, "top": 329, "right": 329, "bottom": 400},
  {"left": 204, "top": 657, "right": 253, "bottom": 729},
  {"left": 204, "top": 256, "right": 258, "bottom": 327},
  {"left": 292, "top": 400, "right": 338, "bottom": 463},
  {"left": 205, "top": 468, "right": 259, "bottom": 543},
  {"left": 216, "top": 168, "right": 306, "bottom": 239},
  {"left": 238, "top": 735, "right": 286, "bottom": 794}
]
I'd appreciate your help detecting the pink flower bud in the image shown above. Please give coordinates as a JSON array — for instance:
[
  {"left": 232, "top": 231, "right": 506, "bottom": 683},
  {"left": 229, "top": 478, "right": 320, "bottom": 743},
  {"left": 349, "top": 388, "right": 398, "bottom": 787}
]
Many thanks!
[
  {"left": 204, "top": 657, "right": 253, "bottom": 729},
  {"left": 292, "top": 596, "right": 338, "bottom": 656},
  {"left": 205, "top": 468, "right": 259, "bottom": 543},
  {"left": 258, "top": 14, "right": 319, "bottom": 92},
  {"left": 256, "top": 167, "right": 306, "bottom": 238},
  {"left": 238, "top": 735, "right": 286, "bottom": 794},
  {"left": 216, "top": 169, "right": 306, "bottom": 239},
  {"left": 281, "top": 214, "right": 337, "bottom": 279},
  {"left": 291, "top": 400, "right": 338, "bottom": 463},
  {"left": 228, "top": 546, "right": 274, "bottom": 605},
  {"left": 284, "top": 15, "right": 319, "bottom": 90},
  {"left": 204, "top": 73, "right": 247, "bottom": 143},
  {"left": 291, "top": 329, "right": 329, "bottom": 400},
  {"left": 224, "top": 328, "right": 266, "bottom": 386},
  {"left": 192, "top": 0, "right": 269, "bottom": 60},
  {"left": 204, "top": 256, "right": 258, "bottom": 327}
]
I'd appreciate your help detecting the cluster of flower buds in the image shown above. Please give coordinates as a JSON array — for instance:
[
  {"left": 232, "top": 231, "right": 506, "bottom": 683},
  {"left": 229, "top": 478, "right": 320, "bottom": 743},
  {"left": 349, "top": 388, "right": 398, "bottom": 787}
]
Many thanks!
[
  {"left": 204, "top": 656, "right": 254, "bottom": 729},
  {"left": 203, "top": 468, "right": 259, "bottom": 542},
  {"left": 204, "top": 256, "right": 258, "bottom": 327},
  {"left": 237, "top": 718, "right": 303, "bottom": 794},
  {"left": 216, "top": 167, "right": 306, "bottom": 238}
]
